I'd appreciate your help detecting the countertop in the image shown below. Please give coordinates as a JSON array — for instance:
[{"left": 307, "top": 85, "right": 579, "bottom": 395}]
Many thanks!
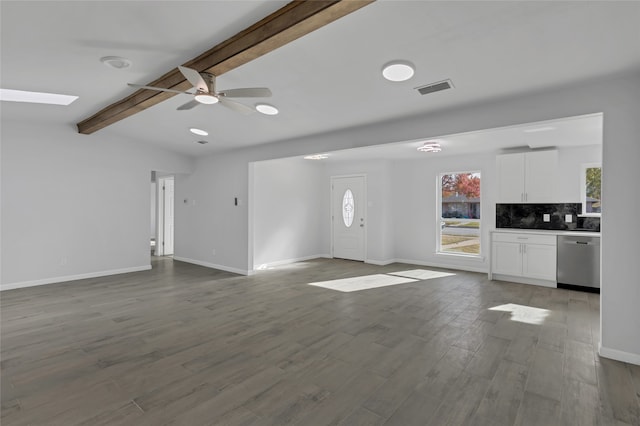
[{"left": 491, "top": 228, "right": 600, "bottom": 238}]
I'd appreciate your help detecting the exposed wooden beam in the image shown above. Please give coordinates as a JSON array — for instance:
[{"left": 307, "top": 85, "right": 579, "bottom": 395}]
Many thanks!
[{"left": 77, "top": 0, "right": 375, "bottom": 135}]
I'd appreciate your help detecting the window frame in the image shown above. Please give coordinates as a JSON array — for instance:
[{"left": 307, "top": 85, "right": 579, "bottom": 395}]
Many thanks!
[
  {"left": 580, "top": 163, "right": 602, "bottom": 217},
  {"left": 436, "top": 170, "right": 482, "bottom": 258}
]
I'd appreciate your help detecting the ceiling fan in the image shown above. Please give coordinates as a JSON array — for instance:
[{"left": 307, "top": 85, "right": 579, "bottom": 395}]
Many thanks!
[{"left": 128, "top": 66, "right": 272, "bottom": 115}]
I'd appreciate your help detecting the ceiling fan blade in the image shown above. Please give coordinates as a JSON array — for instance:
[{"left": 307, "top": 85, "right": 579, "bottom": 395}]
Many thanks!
[
  {"left": 177, "top": 99, "right": 201, "bottom": 111},
  {"left": 178, "top": 66, "right": 209, "bottom": 93},
  {"left": 219, "top": 97, "right": 254, "bottom": 115},
  {"left": 219, "top": 87, "right": 272, "bottom": 98},
  {"left": 128, "top": 83, "right": 191, "bottom": 95}
]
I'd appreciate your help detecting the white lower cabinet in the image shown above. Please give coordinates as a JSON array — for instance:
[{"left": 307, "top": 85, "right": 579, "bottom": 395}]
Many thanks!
[{"left": 491, "top": 232, "right": 557, "bottom": 285}]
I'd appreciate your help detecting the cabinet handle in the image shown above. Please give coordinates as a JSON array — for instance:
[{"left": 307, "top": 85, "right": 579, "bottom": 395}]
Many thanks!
[{"left": 523, "top": 244, "right": 526, "bottom": 254}]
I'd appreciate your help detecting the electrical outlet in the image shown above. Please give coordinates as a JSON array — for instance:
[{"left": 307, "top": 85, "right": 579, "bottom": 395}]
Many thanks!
[
  {"left": 565, "top": 214, "right": 573, "bottom": 222},
  {"left": 543, "top": 214, "right": 550, "bottom": 222}
]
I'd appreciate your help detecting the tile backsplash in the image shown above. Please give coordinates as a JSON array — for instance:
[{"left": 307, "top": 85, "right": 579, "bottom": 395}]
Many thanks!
[{"left": 496, "top": 203, "right": 600, "bottom": 231}]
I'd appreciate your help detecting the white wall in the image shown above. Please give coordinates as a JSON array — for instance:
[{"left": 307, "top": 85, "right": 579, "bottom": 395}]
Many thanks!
[
  {"left": 391, "top": 152, "right": 497, "bottom": 272},
  {"left": 251, "top": 158, "right": 327, "bottom": 268},
  {"left": 175, "top": 71, "right": 639, "bottom": 364},
  {"left": 0, "top": 121, "right": 194, "bottom": 289},
  {"left": 174, "top": 151, "right": 250, "bottom": 274}
]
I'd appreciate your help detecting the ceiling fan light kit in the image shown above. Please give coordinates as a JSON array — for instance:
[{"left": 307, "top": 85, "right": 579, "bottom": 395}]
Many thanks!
[
  {"left": 127, "top": 65, "right": 272, "bottom": 115},
  {"left": 194, "top": 93, "right": 219, "bottom": 104},
  {"left": 382, "top": 61, "right": 415, "bottom": 82}
]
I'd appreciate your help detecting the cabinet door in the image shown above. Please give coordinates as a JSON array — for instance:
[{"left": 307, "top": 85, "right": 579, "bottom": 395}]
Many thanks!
[
  {"left": 496, "top": 153, "right": 525, "bottom": 203},
  {"left": 524, "top": 150, "right": 558, "bottom": 202},
  {"left": 492, "top": 241, "right": 523, "bottom": 276},
  {"left": 523, "top": 243, "right": 557, "bottom": 281}
]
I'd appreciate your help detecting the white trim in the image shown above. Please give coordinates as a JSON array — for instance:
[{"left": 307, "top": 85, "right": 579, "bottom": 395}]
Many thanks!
[
  {"left": 0, "top": 265, "right": 152, "bottom": 291},
  {"left": 599, "top": 344, "right": 640, "bottom": 366},
  {"left": 252, "top": 254, "right": 331, "bottom": 271},
  {"left": 173, "top": 256, "right": 248, "bottom": 276},
  {"left": 436, "top": 170, "right": 483, "bottom": 257}
]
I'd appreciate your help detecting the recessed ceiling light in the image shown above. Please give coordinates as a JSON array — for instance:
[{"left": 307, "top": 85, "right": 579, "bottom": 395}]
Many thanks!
[
  {"left": 304, "top": 154, "right": 329, "bottom": 160},
  {"left": 523, "top": 126, "right": 556, "bottom": 133},
  {"left": 190, "top": 128, "right": 208, "bottom": 136},
  {"left": 100, "top": 56, "right": 132, "bottom": 69},
  {"left": 256, "top": 103, "right": 278, "bottom": 115},
  {"left": 417, "top": 140, "right": 442, "bottom": 153},
  {"left": 0, "top": 88, "right": 78, "bottom": 105},
  {"left": 382, "top": 61, "right": 415, "bottom": 82},
  {"left": 194, "top": 93, "right": 218, "bottom": 104}
]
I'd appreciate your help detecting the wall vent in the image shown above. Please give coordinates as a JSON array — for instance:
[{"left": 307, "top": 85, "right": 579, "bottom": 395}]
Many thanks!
[
  {"left": 415, "top": 79, "right": 454, "bottom": 96},
  {"left": 196, "top": 140, "right": 209, "bottom": 145}
]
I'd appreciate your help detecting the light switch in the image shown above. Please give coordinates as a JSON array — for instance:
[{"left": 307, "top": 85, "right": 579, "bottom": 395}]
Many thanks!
[
  {"left": 565, "top": 214, "right": 573, "bottom": 222},
  {"left": 543, "top": 214, "right": 550, "bottom": 222}
]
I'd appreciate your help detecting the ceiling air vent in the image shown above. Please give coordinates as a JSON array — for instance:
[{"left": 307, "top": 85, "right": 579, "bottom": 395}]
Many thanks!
[
  {"left": 415, "top": 79, "right": 454, "bottom": 96},
  {"left": 196, "top": 140, "right": 209, "bottom": 145}
]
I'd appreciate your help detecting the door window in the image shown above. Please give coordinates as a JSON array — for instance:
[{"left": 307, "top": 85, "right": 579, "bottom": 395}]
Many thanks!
[{"left": 342, "top": 189, "right": 355, "bottom": 227}]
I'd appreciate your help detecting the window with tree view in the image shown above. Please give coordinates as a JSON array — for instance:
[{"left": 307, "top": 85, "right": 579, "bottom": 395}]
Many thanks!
[
  {"left": 439, "top": 171, "right": 481, "bottom": 255},
  {"left": 582, "top": 164, "right": 601, "bottom": 215}
]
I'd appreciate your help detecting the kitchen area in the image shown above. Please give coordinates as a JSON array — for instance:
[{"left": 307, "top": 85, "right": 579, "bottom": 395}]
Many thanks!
[{"left": 489, "top": 146, "right": 602, "bottom": 293}]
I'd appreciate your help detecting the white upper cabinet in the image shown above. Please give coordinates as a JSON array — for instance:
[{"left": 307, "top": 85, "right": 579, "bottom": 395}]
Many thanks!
[{"left": 497, "top": 150, "right": 558, "bottom": 203}]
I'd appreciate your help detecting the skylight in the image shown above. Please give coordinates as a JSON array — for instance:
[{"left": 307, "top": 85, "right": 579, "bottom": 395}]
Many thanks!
[{"left": 0, "top": 88, "right": 78, "bottom": 106}]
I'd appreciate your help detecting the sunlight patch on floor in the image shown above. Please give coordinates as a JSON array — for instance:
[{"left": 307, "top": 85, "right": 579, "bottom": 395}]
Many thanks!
[
  {"left": 388, "top": 269, "right": 456, "bottom": 280},
  {"left": 489, "top": 303, "right": 550, "bottom": 325},
  {"left": 309, "top": 274, "right": 418, "bottom": 292}
]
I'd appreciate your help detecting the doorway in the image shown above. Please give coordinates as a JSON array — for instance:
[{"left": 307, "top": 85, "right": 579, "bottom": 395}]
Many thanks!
[
  {"left": 331, "top": 175, "right": 366, "bottom": 261},
  {"left": 155, "top": 175, "right": 175, "bottom": 256}
]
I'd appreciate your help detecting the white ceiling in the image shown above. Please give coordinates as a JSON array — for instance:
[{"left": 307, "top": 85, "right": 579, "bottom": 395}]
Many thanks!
[
  {"left": 1, "top": 1, "right": 639, "bottom": 158},
  {"left": 304, "top": 112, "right": 604, "bottom": 163}
]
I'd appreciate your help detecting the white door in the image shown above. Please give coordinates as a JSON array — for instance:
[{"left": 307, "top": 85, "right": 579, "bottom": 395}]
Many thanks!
[
  {"left": 162, "top": 177, "right": 175, "bottom": 255},
  {"left": 332, "top": 176, "right": 365, "bottom": 261}
]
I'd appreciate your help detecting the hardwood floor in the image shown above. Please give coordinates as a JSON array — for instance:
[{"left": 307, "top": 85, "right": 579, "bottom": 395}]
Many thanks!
[{"left": 1, "top": 257, "right": 639, "bottom": 425}]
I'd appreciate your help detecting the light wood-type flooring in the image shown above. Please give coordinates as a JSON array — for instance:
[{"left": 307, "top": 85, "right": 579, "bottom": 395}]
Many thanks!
[{"left": 2, "top": 257, "right": 639, "bottom": 425}]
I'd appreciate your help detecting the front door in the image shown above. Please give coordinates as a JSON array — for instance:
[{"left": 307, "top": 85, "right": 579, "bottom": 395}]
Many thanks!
[{"left": 332, "top": 175, "right": 365, "bottom": 261}]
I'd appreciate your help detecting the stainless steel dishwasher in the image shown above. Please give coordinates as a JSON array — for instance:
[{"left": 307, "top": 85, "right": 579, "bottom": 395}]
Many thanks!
[{"left": 557, "top": 235, "right": 600, "bottom": 292}]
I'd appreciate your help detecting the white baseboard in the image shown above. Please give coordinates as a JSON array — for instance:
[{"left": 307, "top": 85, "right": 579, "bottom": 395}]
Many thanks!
[
  {"left": 173, "top": 256, "right": 248, "bottom": 276},
  {"left": 599, "top": 344, "right": 640, "bottom": 366},
  {"left": 366, "top": 259, "right": 395, "bottom": 266},
  {"left": 0, "top": 265, "right": 152, "bottom": 291},
  {"left": 252, "top": 254, "right": 331, "bottom": 272}
]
